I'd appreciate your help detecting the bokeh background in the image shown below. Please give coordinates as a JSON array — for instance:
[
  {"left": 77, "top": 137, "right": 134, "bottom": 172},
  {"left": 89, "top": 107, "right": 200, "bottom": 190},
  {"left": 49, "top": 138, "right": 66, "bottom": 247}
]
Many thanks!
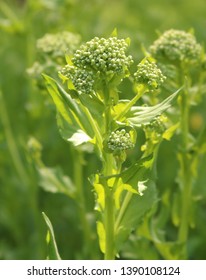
[{"left": 0, "top": 0, "right": 206, "bottom": 259}]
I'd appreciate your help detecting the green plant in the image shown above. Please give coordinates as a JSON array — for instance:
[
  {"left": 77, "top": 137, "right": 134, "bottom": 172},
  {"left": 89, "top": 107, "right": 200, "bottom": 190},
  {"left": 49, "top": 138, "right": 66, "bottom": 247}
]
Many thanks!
[
  {"left": 135, "top": 29, "right": 206, "bottom": 259},
  {"left": 42, "top": 31, "right": 181, "bottom": 260}
]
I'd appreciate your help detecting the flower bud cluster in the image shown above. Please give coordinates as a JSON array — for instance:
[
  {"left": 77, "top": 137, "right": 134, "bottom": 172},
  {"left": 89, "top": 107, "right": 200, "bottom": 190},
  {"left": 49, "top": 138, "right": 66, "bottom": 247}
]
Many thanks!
[
  {"left": 60, "top": 65, "right": 95, "bottom": 94},
  {"left": 141, "top": 115, "right": 167, "bottom": 152},
  {"left": 37, "top": 31, "right": 81, "bottom": 58},
  {"left": 134, "top": 59, "right": 166, "bottom": 90},
  {"left": 107, "top": 129, "right": 134, "bottom": 152},
  {"left": 144, "top": 115, "right": 166, "bottom": 134},
  {"left": 72, "top": 37, "right": 133, "bottom": 75},
  {"left": 149, "top": 29, "right": 202, "bottom": 63}
]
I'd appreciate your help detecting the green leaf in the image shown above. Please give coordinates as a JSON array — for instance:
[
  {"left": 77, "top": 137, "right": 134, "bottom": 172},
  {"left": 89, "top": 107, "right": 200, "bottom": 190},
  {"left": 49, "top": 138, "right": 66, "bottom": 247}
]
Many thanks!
[
  {"left": 110, "top": 28, "right": 118, "bottom": 37},
  {"left": 113, "top": 155, "right": 157, "bottom": 251},
  {"left": 115, "top": 180, "right": 157, "bottom": 251},
  {"left": 138, "top": 210, "right": 186, "bottom": 259},
  {"left": 162, "top": 122, "right": 180, "bottom": 140},
  {"left": 43, "top": 74, "right": 94, "bottom": 144},
  {"left": 121, "top": 154, "right": 154, "bottom": 183},
  {"left": 37, "top": 165, "right": 76, "bottom": 198},
  {"left": 79, "top": 93, "right": 104, "bottom": 123},
  {"left": 66, "top": 130, "right": 92, "bottom": 146},
  {"left": 154, "top": 241, "right": 186, "bottom": 260},
  {"left": 127, "top": 88, "right": 182, "bottom": 126},
  {"left": 57, "top": 113, "right": 92, "bottom": 146},
  {"left": 42, "top": 212, "right": 61, "bottom": 260},
  {"left": 89, "top": 174, "right": 105, "bottom": 211},
  {"left": 114, "top": 178, "right": 138, "bottom": 209}
]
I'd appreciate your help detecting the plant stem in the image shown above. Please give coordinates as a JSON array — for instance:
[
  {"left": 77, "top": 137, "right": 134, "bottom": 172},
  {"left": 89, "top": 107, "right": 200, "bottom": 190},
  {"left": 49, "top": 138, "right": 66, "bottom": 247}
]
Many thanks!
[
  {"left": 102, "top": 152, "right": 115, "bottom": 260},
  {"left": 177, "top": 74, "right": 192, "bottom": 246},
  {"left": 104, "top": 185, "right": 115, "bottom": 259},
  {"left": 114, "top": 86, "right": 146, "bottom": 121},
  {"left": 83, "top": 107, "right": 103, "bottom": 153},
  {"left": 73, "top": 149, "right": 94, "bottom": 258},
  {"left": 102, "top": 83, "right": 117, "bottom": 260}
]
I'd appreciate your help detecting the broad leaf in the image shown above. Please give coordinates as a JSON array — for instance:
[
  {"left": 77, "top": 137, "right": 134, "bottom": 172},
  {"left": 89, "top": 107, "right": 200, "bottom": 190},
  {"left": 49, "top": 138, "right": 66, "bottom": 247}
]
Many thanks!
[
  {"left": 42, "top": 212, "right": 61, "bottom": 260},
  {"left": 114, "top": 180, "right": 138, "bottom": 209},
  {"left": 43, "top": 74, "right": 94, "bottom": 145},
  {"left": 114, "top": 155, "right": 157, "bottom": 251},
  {"left": 37, "top": 165, "right": 76, "bottom": 198},
  {"left": 57, "top": 113, "right": 92, "bottom": 146},
  {"left": 79, "top": 93, "right": 104, "bottom": 119},
  {"left": 115, "top": 180, "right": 157, "bottom": 251}
]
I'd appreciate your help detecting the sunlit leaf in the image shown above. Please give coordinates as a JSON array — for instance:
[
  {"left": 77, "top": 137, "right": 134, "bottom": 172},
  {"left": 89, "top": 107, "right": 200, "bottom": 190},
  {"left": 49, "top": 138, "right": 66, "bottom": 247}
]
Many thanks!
[
  {"left": 97, "top": 221, "right": 106, "bottom": 254},
  {"left": 43, "top": 74, "right": 95, "bottom": 146},
  {"left": 114, "top": 179, "right": 138, "bottom": 209},
  {"left": 163, "top": 122, "right": 180, "bottom": 140},
  {"left": 113, "top": 155, "right": 157, "bottom": 250},
  {"left": 65, "top": 129, "right": 91, "bottom": 146},
  {"left": 90, "top": 174, "right": 105, "bottom": 211},
  {"left": 115, "top": 180, "right": 157, "bottom": 251},
  {"left": 127, "top": 88, "right": 182, "bottom": 126},
  {"left": 137, "top": 180, "right": 148, "bottom": 196},
  {"left": 94, "top": 184, "right": 105, "bottom": 211}
]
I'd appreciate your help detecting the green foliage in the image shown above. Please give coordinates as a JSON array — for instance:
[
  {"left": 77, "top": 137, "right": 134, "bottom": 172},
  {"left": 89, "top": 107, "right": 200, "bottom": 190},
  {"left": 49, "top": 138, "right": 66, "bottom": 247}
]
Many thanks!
[
  {"left": 42, "top": 31, "right": 181, "bottom": 259},
  {"left": 1, "top": 0, "right": 206, "bottom": 261},
  {"left": 42, "top": 212, "right": 61, "bottom": 260}
]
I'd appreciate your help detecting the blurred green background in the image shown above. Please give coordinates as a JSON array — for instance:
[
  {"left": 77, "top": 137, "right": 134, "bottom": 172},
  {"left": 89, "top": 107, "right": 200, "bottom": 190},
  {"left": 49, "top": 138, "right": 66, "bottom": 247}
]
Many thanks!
[{"left": 0, "top": 0, "right": 206, "bottom": 259}]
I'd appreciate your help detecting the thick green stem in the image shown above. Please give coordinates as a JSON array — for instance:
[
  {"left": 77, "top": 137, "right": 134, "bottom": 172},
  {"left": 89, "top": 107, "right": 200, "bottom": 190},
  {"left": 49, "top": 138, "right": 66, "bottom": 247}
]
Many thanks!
[
  {"left": 101, "top": 84, "right": 117, "bottom": 260},
  {"left": 104, "top": 186, "right": 115, "bottom": 260},
  {"left": 102, "top": 152, "right": 116, "bottom": 260}
]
